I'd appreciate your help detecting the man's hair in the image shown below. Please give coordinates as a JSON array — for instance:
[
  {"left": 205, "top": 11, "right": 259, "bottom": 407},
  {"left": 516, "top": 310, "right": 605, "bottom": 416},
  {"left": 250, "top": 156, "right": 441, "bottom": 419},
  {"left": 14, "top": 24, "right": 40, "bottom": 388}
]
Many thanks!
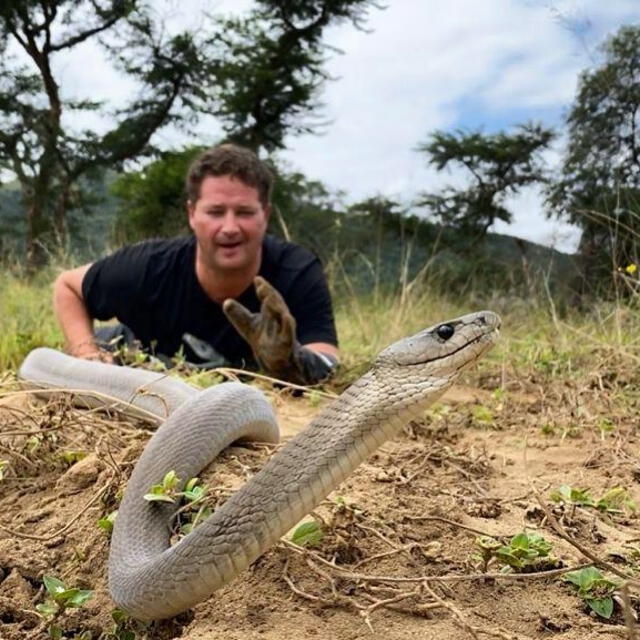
[{"left": 186, "top": 143, "right": 273, "bottom": 207}]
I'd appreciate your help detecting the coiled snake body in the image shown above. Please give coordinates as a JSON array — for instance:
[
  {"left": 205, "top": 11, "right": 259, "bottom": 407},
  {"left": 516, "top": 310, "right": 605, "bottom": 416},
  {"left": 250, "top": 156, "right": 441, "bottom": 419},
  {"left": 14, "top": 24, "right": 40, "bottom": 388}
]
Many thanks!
[{"left": 19, "top": 311, "right": 500, "bottom": 621}]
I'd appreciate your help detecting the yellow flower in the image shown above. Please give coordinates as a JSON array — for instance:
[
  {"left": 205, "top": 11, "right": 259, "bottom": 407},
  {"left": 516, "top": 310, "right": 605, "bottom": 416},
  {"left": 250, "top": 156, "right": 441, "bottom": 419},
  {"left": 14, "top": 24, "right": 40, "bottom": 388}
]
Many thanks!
[{"left": 625, "top": 263, "right": 637, "bottom": 275}]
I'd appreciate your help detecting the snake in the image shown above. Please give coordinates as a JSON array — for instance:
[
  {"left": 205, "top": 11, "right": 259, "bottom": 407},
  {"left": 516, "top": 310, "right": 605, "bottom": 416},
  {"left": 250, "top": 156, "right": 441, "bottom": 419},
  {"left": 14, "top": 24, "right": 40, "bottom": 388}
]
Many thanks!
[{"left": 18, "top": 310, "right": 500, "bottom": 621}]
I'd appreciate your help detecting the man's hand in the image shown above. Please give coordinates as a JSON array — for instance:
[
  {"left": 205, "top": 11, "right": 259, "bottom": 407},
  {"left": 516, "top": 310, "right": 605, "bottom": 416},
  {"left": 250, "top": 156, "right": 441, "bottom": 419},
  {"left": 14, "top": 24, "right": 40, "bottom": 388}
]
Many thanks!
[
  {"left": 223, "top": 276, "right": 337, "bottom": 384},
  {"left": 223, "top": 276, "right": 298, "bottom": 378}
]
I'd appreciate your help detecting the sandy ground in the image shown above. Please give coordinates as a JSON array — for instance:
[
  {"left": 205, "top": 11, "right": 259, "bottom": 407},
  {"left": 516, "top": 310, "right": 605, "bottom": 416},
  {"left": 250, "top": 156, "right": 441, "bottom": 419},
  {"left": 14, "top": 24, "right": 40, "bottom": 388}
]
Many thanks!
[{"left": 0, "top": 367, "right": 638, "bottom": 640}]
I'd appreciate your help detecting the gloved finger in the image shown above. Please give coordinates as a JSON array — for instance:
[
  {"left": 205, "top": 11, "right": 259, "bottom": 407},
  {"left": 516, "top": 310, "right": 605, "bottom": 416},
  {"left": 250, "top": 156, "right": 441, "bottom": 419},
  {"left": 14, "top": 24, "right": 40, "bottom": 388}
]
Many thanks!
[
  {"left": 254, "top": 276, "right": 290, "bottom": 320},
  {"left": 223, "top": 299, "right": 259, "bottom": 339}
]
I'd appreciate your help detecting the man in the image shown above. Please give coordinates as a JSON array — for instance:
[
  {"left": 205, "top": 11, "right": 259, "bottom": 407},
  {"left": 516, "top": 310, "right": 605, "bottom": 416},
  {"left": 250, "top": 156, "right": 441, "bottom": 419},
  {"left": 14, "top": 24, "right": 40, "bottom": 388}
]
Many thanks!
[{"left": 53, "top": 144, "right": 339, "bottom": 385}]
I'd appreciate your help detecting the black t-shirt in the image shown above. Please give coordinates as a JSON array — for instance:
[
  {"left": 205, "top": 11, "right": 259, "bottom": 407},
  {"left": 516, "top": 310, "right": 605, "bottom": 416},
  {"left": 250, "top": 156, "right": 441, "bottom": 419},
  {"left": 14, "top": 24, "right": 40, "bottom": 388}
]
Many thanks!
[{"left": 82, "top": 234, "right": 338, "bottom": 367}]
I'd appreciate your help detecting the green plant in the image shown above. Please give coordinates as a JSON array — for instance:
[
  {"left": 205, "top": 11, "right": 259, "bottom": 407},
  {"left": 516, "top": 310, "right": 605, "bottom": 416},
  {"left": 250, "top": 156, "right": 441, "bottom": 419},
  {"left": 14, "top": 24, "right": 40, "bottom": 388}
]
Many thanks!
[
  {"left": 143, "top": 470, "right": 181, "bottom": 503},
  {"left": 550, "top": 485, "right": 595, "bottom": 508},
  {"left": 291, "top": 519, "right": 324, "bottom": 547},
  {"left": 564, "top": 566, "right": 619, "bottom": 619},
  {"left": 102, "top": 608, "right": 149, "bottom": 640},
  {"left": 97, "top": 510, "right": 118, "bottom": 535},
  {"left": 596, "top": 487, "right": 636, "bottom": 514},
  {"left": 36, "top": 575, "right": 94, "bottom": 639},
  {"left": 550, "top": 484, "right": 636, "bottom": 515},
  {"left": 475, "top": 532, "right": 560, "bottom": 572},
  {"left": 176, "top": 477, "right": 212, "bottom": 536}
]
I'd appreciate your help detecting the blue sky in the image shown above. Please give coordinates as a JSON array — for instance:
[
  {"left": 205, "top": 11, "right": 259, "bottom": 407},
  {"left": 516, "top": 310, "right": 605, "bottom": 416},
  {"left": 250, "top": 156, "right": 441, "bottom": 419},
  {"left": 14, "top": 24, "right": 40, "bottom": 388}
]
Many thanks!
[{"left": 9, "top": 0, "right": 640, "bottom": 252}]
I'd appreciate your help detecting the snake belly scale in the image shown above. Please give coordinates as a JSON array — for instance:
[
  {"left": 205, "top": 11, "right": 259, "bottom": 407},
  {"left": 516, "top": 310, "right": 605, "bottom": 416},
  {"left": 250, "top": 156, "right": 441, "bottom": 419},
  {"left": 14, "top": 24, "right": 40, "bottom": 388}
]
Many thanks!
[{"left": 18, "top": 311, "right": 500, "bottom": 621}]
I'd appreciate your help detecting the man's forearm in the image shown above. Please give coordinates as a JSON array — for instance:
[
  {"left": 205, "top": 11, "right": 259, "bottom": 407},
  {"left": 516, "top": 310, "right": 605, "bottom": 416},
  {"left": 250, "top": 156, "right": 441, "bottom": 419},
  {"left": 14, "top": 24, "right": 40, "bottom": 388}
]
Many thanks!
[{"left": 53, "top": 271, "right": 102, "bottom": 359}]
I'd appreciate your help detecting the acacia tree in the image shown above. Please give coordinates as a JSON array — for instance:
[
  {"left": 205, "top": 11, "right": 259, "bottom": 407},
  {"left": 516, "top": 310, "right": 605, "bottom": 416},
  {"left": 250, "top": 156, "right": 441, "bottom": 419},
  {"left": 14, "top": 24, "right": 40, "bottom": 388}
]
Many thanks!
[
  {"left": 417, "top": 123, "right": 554, "bottom": 241},
  {"left": 547, "top": 25, "right": 640, "bottom": 282},
  {"left": 207, "top": 0, "right": 380, "bottom": 153},
  {"left": 0, "top": 1, "right": 209, "bottom": 266}
]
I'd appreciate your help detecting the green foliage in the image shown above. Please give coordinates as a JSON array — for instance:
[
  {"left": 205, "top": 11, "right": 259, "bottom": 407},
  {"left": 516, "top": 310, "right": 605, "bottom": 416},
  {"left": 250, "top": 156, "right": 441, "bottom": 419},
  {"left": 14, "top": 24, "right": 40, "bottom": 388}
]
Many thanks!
[
  {"left": 475, "top": 532, "right": 559, "bottom": 572},
  {"left": 0, "top": 268, "right": 62, "bottom": 370},
  {"left": 36, "top": 575, "right": 94, "bottom": 638},
  {"left": 550, "top": 484, "right": 636, "bottom": 515},
  {"left": 564, "top": 567, "right": 618, "bottom": 619},
  {"left": 208, "top": 1, "right": 379, "bottom": 152},
  {"left": 144, "top": 470, "right": 181, "bottom": 503},
  {"left": 111, "top": 146, "right": 205, "bottom": 243},
  {"left": 547, "top": 25, "right": 640, "bottom": 289},
  {"left": 291, "top": 519, "right": 324, "bottom": 547},
  {"left": 97, "top": 510, "right": 118, "bottom": 536},
  {"left": 550, "top": 485, "right": 595, "bottom": 507},
  {"left": 418, "top": 123, "right": 554, "bottom": 239}
]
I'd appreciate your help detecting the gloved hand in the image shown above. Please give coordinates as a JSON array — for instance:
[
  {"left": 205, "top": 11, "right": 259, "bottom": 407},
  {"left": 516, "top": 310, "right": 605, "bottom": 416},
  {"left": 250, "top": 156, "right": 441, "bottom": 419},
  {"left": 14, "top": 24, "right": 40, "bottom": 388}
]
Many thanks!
[{"left": 223, "top": 276, "right": 335, "bottom": 385}]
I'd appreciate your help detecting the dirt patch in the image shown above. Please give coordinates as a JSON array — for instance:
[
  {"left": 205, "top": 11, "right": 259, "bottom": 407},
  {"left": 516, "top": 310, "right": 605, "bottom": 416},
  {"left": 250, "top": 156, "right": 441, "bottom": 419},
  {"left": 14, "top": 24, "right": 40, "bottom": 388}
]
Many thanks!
[{"left": 0, "top": 372, "right": 637, "bottom": 639}]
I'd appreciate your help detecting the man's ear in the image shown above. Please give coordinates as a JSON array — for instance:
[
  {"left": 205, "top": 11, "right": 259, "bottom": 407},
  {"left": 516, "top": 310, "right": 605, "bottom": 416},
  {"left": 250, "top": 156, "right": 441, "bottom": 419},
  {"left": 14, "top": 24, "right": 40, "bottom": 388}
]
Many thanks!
[
  {"left": 187, "top": 200, "right": 195, "bottom": 229},
  {"left": 263, "top": 204, "right": 271, "bottom": 222}
]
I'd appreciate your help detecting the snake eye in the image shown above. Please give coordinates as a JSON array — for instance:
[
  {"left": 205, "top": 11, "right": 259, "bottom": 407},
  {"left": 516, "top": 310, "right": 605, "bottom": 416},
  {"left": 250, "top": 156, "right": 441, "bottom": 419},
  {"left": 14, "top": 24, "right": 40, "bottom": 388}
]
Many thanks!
[{"left": 436, "top": 324, "right": 455, "bottom": 341}]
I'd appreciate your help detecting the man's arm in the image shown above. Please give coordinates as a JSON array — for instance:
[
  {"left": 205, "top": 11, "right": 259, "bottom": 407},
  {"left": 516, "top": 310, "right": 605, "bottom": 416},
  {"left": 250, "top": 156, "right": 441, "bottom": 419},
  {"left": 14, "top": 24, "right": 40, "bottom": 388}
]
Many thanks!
[{"left": 53, "top": 264, "right": 111, "bottom": 361}]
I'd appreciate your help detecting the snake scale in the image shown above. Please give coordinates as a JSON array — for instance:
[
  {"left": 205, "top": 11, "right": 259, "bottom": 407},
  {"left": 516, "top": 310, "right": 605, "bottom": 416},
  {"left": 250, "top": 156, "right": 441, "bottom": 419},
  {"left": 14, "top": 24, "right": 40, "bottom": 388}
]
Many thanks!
[{"left": 18, "top": 310, "right": 500, "bottom": 621}]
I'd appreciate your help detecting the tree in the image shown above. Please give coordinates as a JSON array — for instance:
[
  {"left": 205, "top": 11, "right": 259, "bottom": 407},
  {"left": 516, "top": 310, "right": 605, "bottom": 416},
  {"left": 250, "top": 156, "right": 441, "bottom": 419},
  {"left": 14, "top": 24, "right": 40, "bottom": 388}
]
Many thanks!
[
  {"left": 111, "top": 146, "right": 205, "bottom": 244},
  {"left": 0, "top": 1, "right": 380, "bottom": 266},
  {"left": 547, "top": 25, "right": 640, "bottom": 283},
  {"left": 207, "top": 0, "right": 380, "bottom": 153},
  {"left": 0, "top": 1, "right": 209, "bottom": 267},
  {"left": 417, "top": 123, "right": 554, "bottom": 240}
]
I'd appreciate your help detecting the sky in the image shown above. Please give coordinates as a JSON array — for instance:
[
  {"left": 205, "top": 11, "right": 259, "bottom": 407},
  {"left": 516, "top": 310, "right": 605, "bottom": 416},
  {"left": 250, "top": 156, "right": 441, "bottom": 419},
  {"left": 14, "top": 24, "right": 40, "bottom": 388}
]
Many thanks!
[{"left": 12, "top": 0, "right": 640, "bottom": 253}]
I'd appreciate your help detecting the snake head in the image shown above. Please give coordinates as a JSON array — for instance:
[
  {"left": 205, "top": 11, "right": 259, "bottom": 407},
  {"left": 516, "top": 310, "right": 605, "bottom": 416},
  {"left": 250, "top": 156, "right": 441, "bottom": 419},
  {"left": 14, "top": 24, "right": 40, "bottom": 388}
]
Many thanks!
[{"left": 376, "top": 310, "right": 501, "bottom": 383}]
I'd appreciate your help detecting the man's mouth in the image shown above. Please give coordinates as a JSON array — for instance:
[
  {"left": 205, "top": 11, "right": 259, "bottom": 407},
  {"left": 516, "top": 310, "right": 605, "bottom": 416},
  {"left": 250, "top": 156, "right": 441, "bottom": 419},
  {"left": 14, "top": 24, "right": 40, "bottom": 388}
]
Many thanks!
[{"left": 217, "top": 241, "right": 243, "bottom": 249}]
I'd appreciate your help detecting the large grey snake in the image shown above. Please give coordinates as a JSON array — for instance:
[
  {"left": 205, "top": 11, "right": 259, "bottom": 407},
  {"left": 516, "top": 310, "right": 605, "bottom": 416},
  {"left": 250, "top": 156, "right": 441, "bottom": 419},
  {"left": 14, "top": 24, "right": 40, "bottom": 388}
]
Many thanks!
[{"left": 18, "top": 311, "right": 500, "bottom": 621}]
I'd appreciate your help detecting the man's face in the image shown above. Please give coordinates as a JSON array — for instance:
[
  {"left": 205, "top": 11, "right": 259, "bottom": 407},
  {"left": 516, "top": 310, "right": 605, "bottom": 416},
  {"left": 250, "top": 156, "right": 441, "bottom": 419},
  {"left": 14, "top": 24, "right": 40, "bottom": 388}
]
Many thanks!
[{"left": 188, "top": 174, "right": 269, "bottom": 273}]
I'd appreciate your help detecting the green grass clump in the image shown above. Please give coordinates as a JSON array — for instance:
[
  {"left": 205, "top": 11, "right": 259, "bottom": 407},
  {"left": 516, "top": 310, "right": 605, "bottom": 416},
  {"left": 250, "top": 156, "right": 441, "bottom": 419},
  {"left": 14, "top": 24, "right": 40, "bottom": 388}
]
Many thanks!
[{"left": 0, "top": 268, "right": 62, "bottom": 370}]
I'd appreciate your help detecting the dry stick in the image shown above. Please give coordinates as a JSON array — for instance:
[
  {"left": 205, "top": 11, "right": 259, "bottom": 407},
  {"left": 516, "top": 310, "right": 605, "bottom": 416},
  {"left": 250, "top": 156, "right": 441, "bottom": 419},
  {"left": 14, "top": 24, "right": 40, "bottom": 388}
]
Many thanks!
[
  {"left": 424, "top": 584, "right": 529, "bottom": 640},
  {"left": 423, "top": 583, "right": 481, "bottom": 640},
  {"left": 281, "top": 540, "right": 591, "bottom": 583},
  {"left": 0, "top": 478, "right": 113, "bottom": 541},
  {"left": 523, "top": 446, "right": 634, "bottom": 581},
  {"left": 212, "top": 367, "right": 339, "bottom": 399},
  {"left": 405, "top": 515, "right": 513, "bottom": 539},
  {"left": 1, "top": 387, "right": 163, "bottom": 424}
]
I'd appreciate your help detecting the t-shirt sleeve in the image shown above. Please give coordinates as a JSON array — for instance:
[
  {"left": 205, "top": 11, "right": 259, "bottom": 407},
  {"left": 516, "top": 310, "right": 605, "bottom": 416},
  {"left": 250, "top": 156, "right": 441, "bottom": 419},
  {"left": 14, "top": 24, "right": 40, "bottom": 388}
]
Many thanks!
[
  {"left": 81, "top": 243, "right": 150, "bottom": 323},
  {"left": 286, "top": 259, "right": 338, "bottom": 347}
]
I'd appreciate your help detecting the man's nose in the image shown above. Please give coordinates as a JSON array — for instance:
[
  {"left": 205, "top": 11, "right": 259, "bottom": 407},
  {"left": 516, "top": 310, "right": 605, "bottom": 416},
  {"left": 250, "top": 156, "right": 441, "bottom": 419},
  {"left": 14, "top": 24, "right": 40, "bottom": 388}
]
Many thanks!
[{"left": 219, "top": 211, "right": 240, "bottom": 234}]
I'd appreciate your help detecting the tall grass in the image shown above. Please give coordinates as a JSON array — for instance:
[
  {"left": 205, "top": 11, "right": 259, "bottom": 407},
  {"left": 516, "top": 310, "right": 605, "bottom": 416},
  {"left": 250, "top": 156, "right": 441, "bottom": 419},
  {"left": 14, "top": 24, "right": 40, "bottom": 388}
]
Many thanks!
[
  {"left": 3, "top": 248, "right": 640, "bottom": 389},
  {"left": 0, "top": 267, "right": 62, "bottom": 371}
]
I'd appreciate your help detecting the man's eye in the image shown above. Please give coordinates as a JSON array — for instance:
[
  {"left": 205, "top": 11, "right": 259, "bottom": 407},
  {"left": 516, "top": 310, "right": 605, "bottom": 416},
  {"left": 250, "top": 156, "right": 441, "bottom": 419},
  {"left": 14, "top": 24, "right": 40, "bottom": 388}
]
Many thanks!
[
  {"left": 237, "top": 209, "right": 255, "bottom": 217},
  {"left": 207, "top": 209, "right": 225, "bottom": 216}
]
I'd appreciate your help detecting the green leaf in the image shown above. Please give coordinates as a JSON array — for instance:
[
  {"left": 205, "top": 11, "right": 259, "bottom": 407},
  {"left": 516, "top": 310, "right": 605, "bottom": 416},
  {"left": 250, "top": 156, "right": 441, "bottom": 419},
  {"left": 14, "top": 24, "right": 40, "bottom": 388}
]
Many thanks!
[
  {"left": 64, "top": 588, "right": 94, "bottom": 607},
  {"left": 162, "top": 470, "right": 180, "bottom": 491},
  {"left": 97, "top": 510, "right": 118, "bottom": 534},
  {"left": 36, "top": 601, "right": 58, "bottom": 617},
  {"left": 564, "top": 566, "right": 603, "bottom": 590},
  {"left": 43, "top": 575, "right": 67, "bottom": 596},
  {"left": 509, "top": 533, "right": 530, "bottom": 550},
  {"left": 291, "top": 520, "right": 324, "bottom": 547},
  {"left": 587, "top": 597, "right": 614, "bottom": 619},
  {"left": 111, "top": 608, "right": 128, "bottom": 624},
  {"left": 143, "top": 492, "right": 175, "bottom": 503}
]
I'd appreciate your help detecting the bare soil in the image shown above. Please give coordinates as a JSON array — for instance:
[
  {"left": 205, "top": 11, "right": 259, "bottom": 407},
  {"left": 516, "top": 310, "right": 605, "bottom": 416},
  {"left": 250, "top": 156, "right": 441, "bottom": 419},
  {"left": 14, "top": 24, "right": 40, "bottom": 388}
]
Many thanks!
[{"left": 0, "top": 367, "right": 639, "bottom": 640}]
